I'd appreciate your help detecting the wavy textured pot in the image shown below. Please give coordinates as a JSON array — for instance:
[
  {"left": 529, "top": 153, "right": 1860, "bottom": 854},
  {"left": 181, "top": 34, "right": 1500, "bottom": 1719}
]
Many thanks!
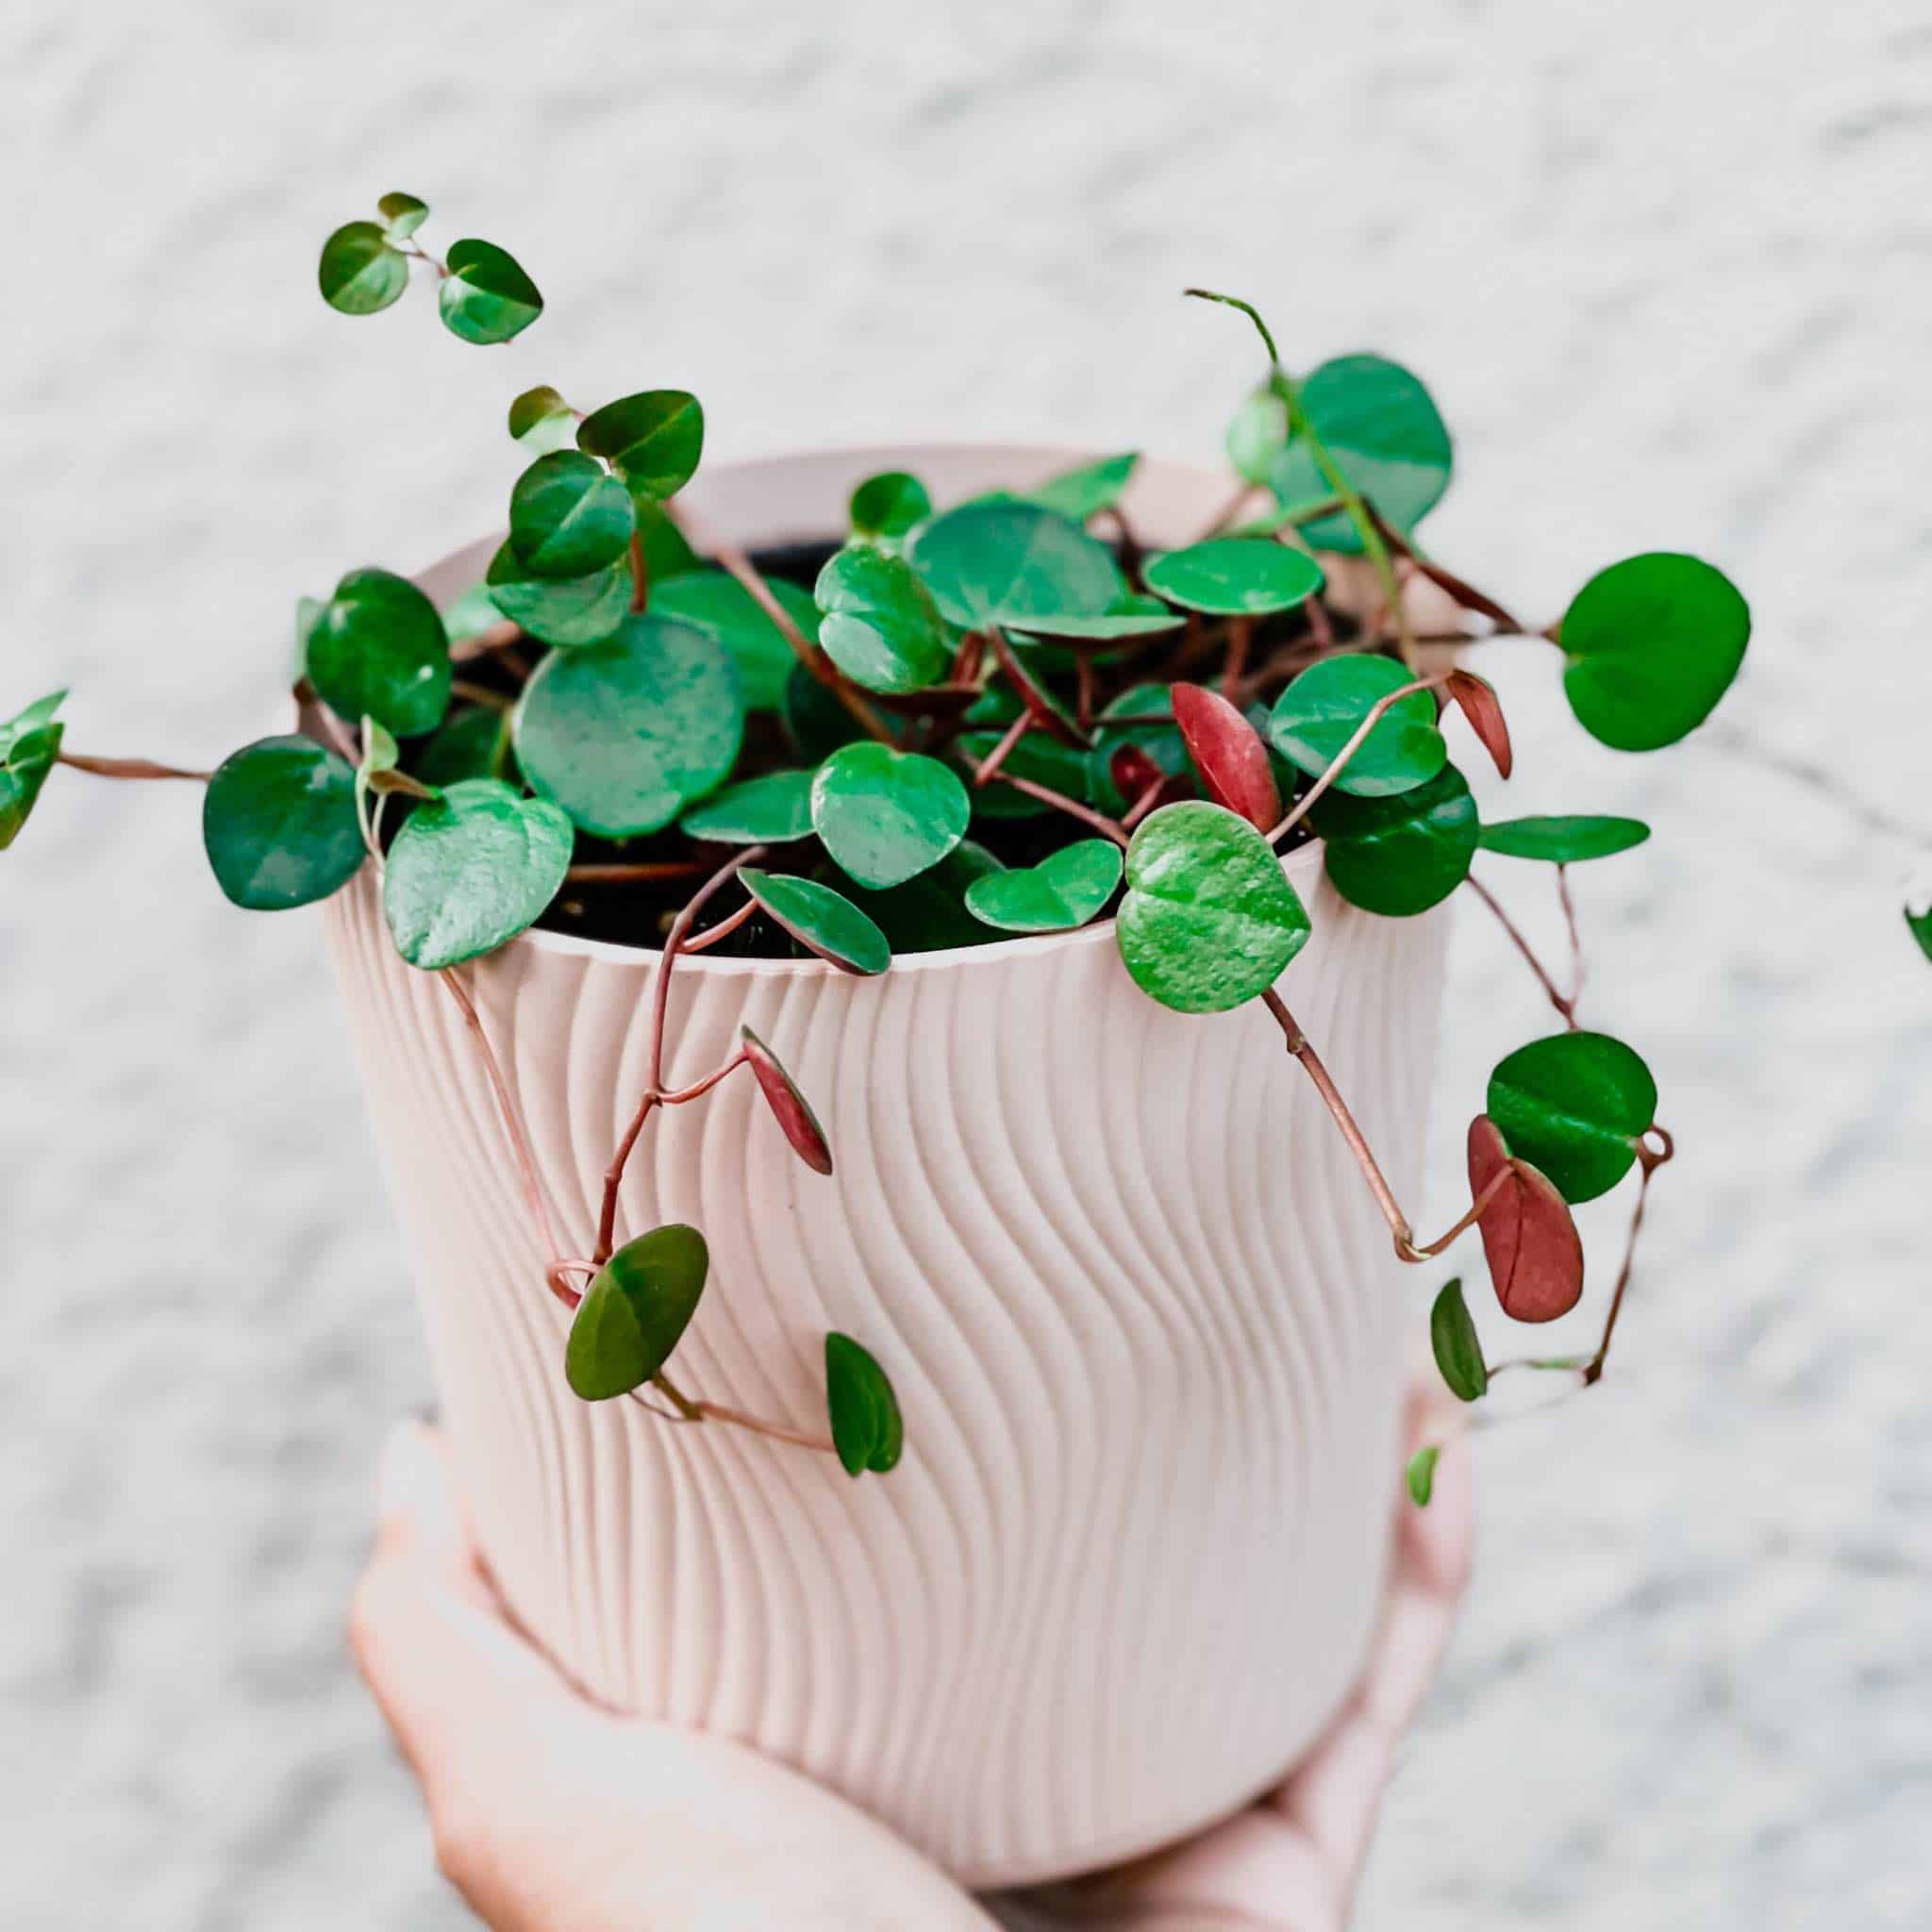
[{"left": 325, "top": 445, "right": 1452, "bottom": 1887}]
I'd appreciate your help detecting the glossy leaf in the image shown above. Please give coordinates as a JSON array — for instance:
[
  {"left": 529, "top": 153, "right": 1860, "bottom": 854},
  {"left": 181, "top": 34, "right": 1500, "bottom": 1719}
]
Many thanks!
[
  {"left": 739, "top": 868, "right": 891, "bottom": 975},
  {"left": 508, "top": 450, "right": 635, "bottom": 579},
  {"left": 908, "top": 500, "right": 1123, "bottom": 630},
  {"left": 741, "top": 1026, "right": 833, "bottom": 1174},
  {"left": 376, "top": 191, "right": 429, "bottom": 240},
  {"left": 382, "top": 777, "right": 573, "bottom": 969},
  {"left": 306, "top": 568, "right": 452, "bottom": 738},
  {"left": 825, "top": 1333, "right": 903, "bottom": 1477},
  {"left": 1030, "top": 451, "right": 1139, "bottom": 524},
  {"left": 438, "top": 238, "right": 543, "bottom": 345},
  {"left": 1268, "top": 655, "right": 1443, "bottom": 798},
  {"left": 844, "top": 842, "right": 1003, "bottom": 952},
  {"left": 507, "top": 384, "right": 576, "bottom": 455},
  {"left": 1172, "top": 682, "right": 1280, "bottom": 831},
  {"left": 1429, "top": 1278, "right": 1489, "bottom": 1402},
  {"left": 849, "top": 471, "right": 931, "bottom": 541},
  {"left": 577, "top": 391, "right": 704, "bottom": 500},
  {"left": 1227, "top": 391, "right": 1290, "bottom": 487},
  {"left": 441, "top": 582, "right": 505, "bottom": 646},
  {"left": 1486, "top": 1033, "right": 1657, "bottom": 1205},
  {"left": 1467, "top": 1115, "right": 1587, "bottom": 1323},
  {"left": 811, "top": 742, "right": 970, "bottom": 891},
  {"left": 0, "top": 689, "right": 66, "bottom": 850},
  {"left": 1009, "top": 595, "right": 1185, "bottom": 642},
  {"left": 353, "top": 714, "right": 404, "bottom": 840},
  {"left": 649, "top": 572, "right": 817, "bottom": 712},
  {"left": 678, "top": 768, "right": 816, "bottom": 843},
  {"left": 1406, "top": 1444, "right": 1441, "bottom": 1507},
  {"left": 964, "top": 839, "right": 1123, "bottom": 933},
  {"left": 416, "top": 706, "right": 509, "bottom": 789},
  {"left": 513, "top": 615, "right": 742, "bottom": 839},
  {"left": 634, "top": 500, "right": 703, "bottom": 584},
  {"left": 1117, "top": 801, "right": 1311, "bottom": 1013},
  {"left": 565, "top": 1224, "right": 708, "bottom": 1402},
  {"left": 1479, "top": 815, "right": 1652, "bottom": 864},
  {"left": 202, "top": 735, "right": 364, "bottom": 910},
  {"left": 813, "top": 545, "right": 951, "bottom": 695},
  {"left": 1560, "top": 552, "right": 1751, "bottom": 751},
  {"left": 1314, "top": 764, "right": 1477, "bottom": 916},
  {"left": 1270, "top": 354, "right": 1453, "bottom": 553},
  {"left": 1444, "top": 669, "right": 1512, "bottom": 779},
  {"left": 318, "top": 221, "right": 408, "bottom": 315},
  {"left": 1144, "top": 539, "right": 1324, "bottom": 616}
]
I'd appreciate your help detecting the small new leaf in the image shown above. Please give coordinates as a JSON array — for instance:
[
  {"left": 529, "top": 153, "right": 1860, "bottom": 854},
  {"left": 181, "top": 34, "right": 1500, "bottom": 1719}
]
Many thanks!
[
  {"left": 318, "top": 221, "right": 408, "bottom": 316},
  {"left": 741, "top": 1026, "right": 833, "bottom": 1175},
  {"left": 1429, "top": 1278, "right": 1489, "bottom": 1402},
  {"left": 577, "top": 391, "right": 705, "bottom": 500},
  {"left": 376, "top": 192, "right": 429, "bottom": 241},
  {"left": 1406, "top": 1444, "right": 1441, "bottom": 1508},
  {"left": 824, "top": 1333, "right": 904, "bottom": 1477},
  {"left": 566, "top": 1225, "right": 708, "bottom": 1402},
  {"left": 0, "top": 689, "right": 67, "bottom": 850},
  {"left": 438, "top": 238, "right": 544, "bottom": 345}
]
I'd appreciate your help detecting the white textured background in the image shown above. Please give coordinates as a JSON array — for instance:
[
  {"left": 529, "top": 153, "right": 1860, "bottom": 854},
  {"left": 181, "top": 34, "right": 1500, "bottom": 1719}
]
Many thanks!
[{"left": 5, "top": 3, "right": 1929, "bottom": 1926}]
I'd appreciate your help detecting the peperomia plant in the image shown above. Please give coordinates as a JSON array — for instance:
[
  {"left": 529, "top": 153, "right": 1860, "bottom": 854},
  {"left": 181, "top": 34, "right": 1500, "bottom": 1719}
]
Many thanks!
[{"left": 5, "top": 197, "right": 1753, "bottom": 1493}]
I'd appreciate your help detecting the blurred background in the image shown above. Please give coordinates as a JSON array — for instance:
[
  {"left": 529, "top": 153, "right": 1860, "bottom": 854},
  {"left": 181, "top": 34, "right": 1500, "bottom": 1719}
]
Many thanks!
[{"left": 5, "top": 2, "right": 1929, "bottom": 1925}]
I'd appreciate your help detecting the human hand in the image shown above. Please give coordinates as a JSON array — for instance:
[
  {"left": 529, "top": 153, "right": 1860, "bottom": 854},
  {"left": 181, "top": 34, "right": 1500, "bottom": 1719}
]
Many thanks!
[{"left": 352, "top": 1394, "right": 1471, "bottom": 1932}]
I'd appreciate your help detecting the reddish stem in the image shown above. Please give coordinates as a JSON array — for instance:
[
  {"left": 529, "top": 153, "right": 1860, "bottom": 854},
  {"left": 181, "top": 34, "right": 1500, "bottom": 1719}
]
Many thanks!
[
  {"left": 1464, "top": 875, "right": 1578, "bottom": 1026},
  {"left": 983, "top": 770, "right": 1130, "bottom": 848},
  {"left": 1221, "top": 617, "right": 1254, "bottom": 698},
  {"left": 1268, "top": 675, "right": 1451, "bottom": 842},
  {"left": 973, "top": 710, "right": 1031, "bottom": 789},
  {"left": 629, "top": 529, "right": 649, "bottom": 613},
  {"left": 1584, "top": 1128, "right": 1674, "bottom": 1385},
  {"left": 1409, "top": 1165, "right": 1513, "bottom": 1257},
  {"left": 1557, "top": 863, "right": 1586, "bottom": 1008},
  {"left": 58, "top": 751, "right": 211, "bottom": 783},
  {"left": 567, "top": 859, "right": 714, "bottom": 885},
  {"left": 659, "top": 1050, "right": 749, "bottom": 1104},
  {"left": 679, "top": 898, "right": 757, "bottom": 955}
]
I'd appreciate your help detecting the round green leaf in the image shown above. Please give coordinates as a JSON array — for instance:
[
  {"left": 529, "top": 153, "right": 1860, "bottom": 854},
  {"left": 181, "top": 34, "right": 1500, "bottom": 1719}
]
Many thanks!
[
  {"left": 849, "top": 471, "right": 932, "bottom": 541},
  {"left": 814, "top": 545, "right": 950, "bottom": 695},
  {"left": 318, "top": 221, "right": 408, "bottom": 315},
  {"left": 649, "top": 573, "right": 817, "bottom": 711},
  {"left": 1029, "top": 451, "right": 1139, "bottom": 525},
  {"left": 843, "top": 842, "right": 1002, "bottom": 952},
  {"left": 964, "top": 838, "right": 1122, "bottom": 933},
  {"left": 1313, "top": 763, "right": 1477, "bottom": 916},
  {"left": 202, "top": 735, "right": 364, "bottom": 910},
  {"left": 678, "top": 768, "right": 815, "bottom": 843},
  {"left": 382, "top": 777, "right": 573, "bottom": 969},
  {"left": 1227, "top": 390, "right": 1290, "bottom": 487},
  {"left": 1269, "top": 654, "right": 1444, "bottom": 799},
  {"left": 1487, "top": 1032, "right": 1657, "bottom": 1205},
  {"left": 305, "top": 568, "right": 452, "bottom": 738},
  {"left": 1429, "top": 1278, "right": 1489, "bottom": 1403},
  {"left": 512, "top": 615, "right": 742, "bottom": 839},
  {"left": 908, "top": 501, "right": 1123, "bottom": 630},
  {"left": 1478, "top": 815, "right": 1652, "bottom": 864},
  {"left": 1560, "top": 553, "right": 1750, "bottom": 751},
  {"left": 1144, "top": 540, "right": 1324, "bottom": 616},
  {"left": 508, "top": 451, "right": 635, "bottom": 579},
  {"left": 810, "top": 742, "right": 970, "bottom": 890},
  {"left": 0, "top": 689, "right": 67, "bottom": 851},
  {"left": 1116, "top": 800, "right": 1311, "bottom": 1013},
  {"left": 376, "top": 192, "right": 429, "bottom": 241},
  {"left": 438, "top": 238, "right": 543, "bottom": 345},
  {"left": 507, "top": 384, "right": 576, "bottom": 454},
  {"left": 484, "top": 542, "right": 630, "bottom": 648},
  {"left": 416, "top": 706, "right": 509, "bottom": 789},
  {"left": 1269, "top": 354, "right": 1453, "bottom": 552},
  {"left": 566, "top": 1225, "right": 708, "bottom": 1402},
  {"left": 824, "top": 1332, "right": 904, "bottom": 1476},
  {"left": 739, "top": 868, "right": 891, "bottom": 974},
  {"left": 576, "top": 391, "right": 704, "bottom": 499}
]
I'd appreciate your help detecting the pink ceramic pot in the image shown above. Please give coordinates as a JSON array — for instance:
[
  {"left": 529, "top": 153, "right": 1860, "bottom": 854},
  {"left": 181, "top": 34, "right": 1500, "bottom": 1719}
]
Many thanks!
[{"left": 325, "top": 445, "right": 1451, "bottom": 1886}]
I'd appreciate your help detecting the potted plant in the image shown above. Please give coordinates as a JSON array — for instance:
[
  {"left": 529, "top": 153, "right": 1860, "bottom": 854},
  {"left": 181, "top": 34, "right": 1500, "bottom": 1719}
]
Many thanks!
[{"left": 2, "top": 194, "right": 1749, "bottom": 1885}]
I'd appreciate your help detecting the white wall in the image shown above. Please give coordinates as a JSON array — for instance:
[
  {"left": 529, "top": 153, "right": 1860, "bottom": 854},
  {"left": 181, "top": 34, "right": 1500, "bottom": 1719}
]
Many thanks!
[{"left": 4, "top": 3, "right": 1928, "bottom": 1925}]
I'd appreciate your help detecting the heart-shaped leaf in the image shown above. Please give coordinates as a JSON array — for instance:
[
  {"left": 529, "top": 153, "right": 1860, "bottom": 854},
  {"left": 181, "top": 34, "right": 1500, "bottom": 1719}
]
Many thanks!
[
  {"left": 739, "top": 868, "right": 891, "bottom": 974},
  {"left": 679, "top": 769, "right": 816, "bottom": 844},
  {"left": 203, "top": 735, "right": 365, "bottom": 910},
  {"left": 811, "top": 741, "right": 970, "bottom": 890},
  {"left": 318, "top": 221, "right": 408, "bottom": 315},
  {"left": 1313, "top": 763, "right": 1478, "bottom": 916},
  {"left": 650, "top": 572, "right": 818, "bottom": 711},
  {"left": 1479, "top": 815, "right": 1651, "bottom": 864},
  {"left": 844, "top": 842, "right": 1003, "bottom": 951},
  {"left": 0, "top": 690, "right": 67, "bottom": 850},
  {"left": 565, "top": 1224, "right": 708, "bottom": 1401},
  {"left": 1467, "top": 1115, "right": 1587, "bottom": 1322},
  {"left": 1117, "top": 801, "right": 1311, "bottom": 1012},
  {"left": 824, "top": 1332, "right": 904, "bottom": 1476},
  {"left": 964, "top": 838, "right": 1123, "bottom": 933},
  {"left": 1268, "top": 655, "right": 1443, "bottom": 798},
  {"left": 813, "top": 545, "right": 950, "bottom": 695},
  {"left": 1444, "top": 668, "right": 1512, "bottom": 778},
  {"left": 577, "top": 391, "right": 704, "bottom": 500},
  {"left": 1144, "top": 539, "right": 1324, "bottom": 616},
  {"left": 849, "top": 471, "right": 932, "bottom": 541},
  {"left": 1227, "top": 390, "right": 1290, "bottom": 486},
  {"left": 382, "top": 777, "right": 573, "bottom": 969},
  {"left": 513, "top": 614, "right": 742, "bottom": 838},
  {"left": 1269, "top": 354, "right": 1453, "bottom": 552},
  {"left": 741, "top": 1026, "right": 833, "bottom": 1174},
  {"left": 1029, "top": 451, "right": 1139, "bottom": 525},
  {"left": 438, "top": 238, "right": 542, "bottom": 344},
  {"left": 376, "top": 192, "right": 429, "bottom": 242},
  {"left": 1406, "top": 1444, "right": 1441, "bottom": 1507},
  {"left": 485, "top": 544, "right": 631, "bottom": 646},
  {"left": 1560, "top": 552, "right": 1750, "bottom": 751},
  {"left": 1486, "top": 1034, "right": 1657, "bottom": 1205},
  {"left": 507, "top": 384, "right": 576, "bottom": 455},
  {"left": 1172, "top": 682, "right": 1280, "bottom": 831},
  {"left": 908, "top": 501, "right": 1123, "bottom": 630},
  {"left": 305, "top": 568, "right": 452, "bottom": 738},
  {"left": 508, "top": 450, "right": 635, "bottom": 580},
  {"left": 1429, "top": 1277, "right": 1489, "bottom": 1402}
]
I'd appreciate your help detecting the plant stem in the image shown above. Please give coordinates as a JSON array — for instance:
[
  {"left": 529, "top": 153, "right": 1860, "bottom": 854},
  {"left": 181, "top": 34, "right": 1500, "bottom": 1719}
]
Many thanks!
[
  {"left": 566, "top": 859, "right": 714, "bottom": 884},
  {"left": 57, "top": 751, "right": 211, "bottom": 783},
  {"left": 1267, "top": 675, "right": 1450, "bottom": 842},
  {"left": 658, "top": 1050, "right": 749, "bottom": 1103},
  {"left": 651, "top": 1371, "right": 838, "bottom": 1454},
  {"left": 449, "top": 678, "right": 512, "bottom": 711},
  {"left": 1583, "top": 1128, "right": 1673, "bottom": 1385},
  {"left": 1408, "top": 1166, "right": 1513, "bottom": 1257},
  {"left": 679, "top": 899, "right": 757, "bottom": 955},
  {"left": 1557, "top": 863, "right": 1586, "bottom": 1008},
  {"left": 972, "top": 710, "right": 1031, "bottom": 789},
  {"left": 629, "top": 529, "right": 649, "bottom": 612},
  {"left": 1361, "top": 503, "right": 1527, "bottom": 636},
  {"left": 1221, "top": 617, "right": 1254, "bottom": 698},
  {"left": 973, "top": 762, "right": 1130, "bottom": 848},
  {"left": 1463, "top": 875, "right": 1578, "bottom": 1026}
]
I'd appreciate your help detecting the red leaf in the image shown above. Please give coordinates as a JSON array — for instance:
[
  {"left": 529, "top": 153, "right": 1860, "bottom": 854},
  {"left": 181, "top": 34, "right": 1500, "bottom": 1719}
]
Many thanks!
[
  {"left": 1467, "top": 1114, "right": 1583, "bottom": 1323},
  {"left": 1170, "top": 682, "right": 1281, "bottom": 832},
  {"left": 1108, "top": 743, "right": 1163, "bottom": 803},
  {"left": 1445, "top": 670, "right": 1513, "bottom": 779},
  {"left": 741, "top": 1026, "right": 834, "bottom": 1175}
]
